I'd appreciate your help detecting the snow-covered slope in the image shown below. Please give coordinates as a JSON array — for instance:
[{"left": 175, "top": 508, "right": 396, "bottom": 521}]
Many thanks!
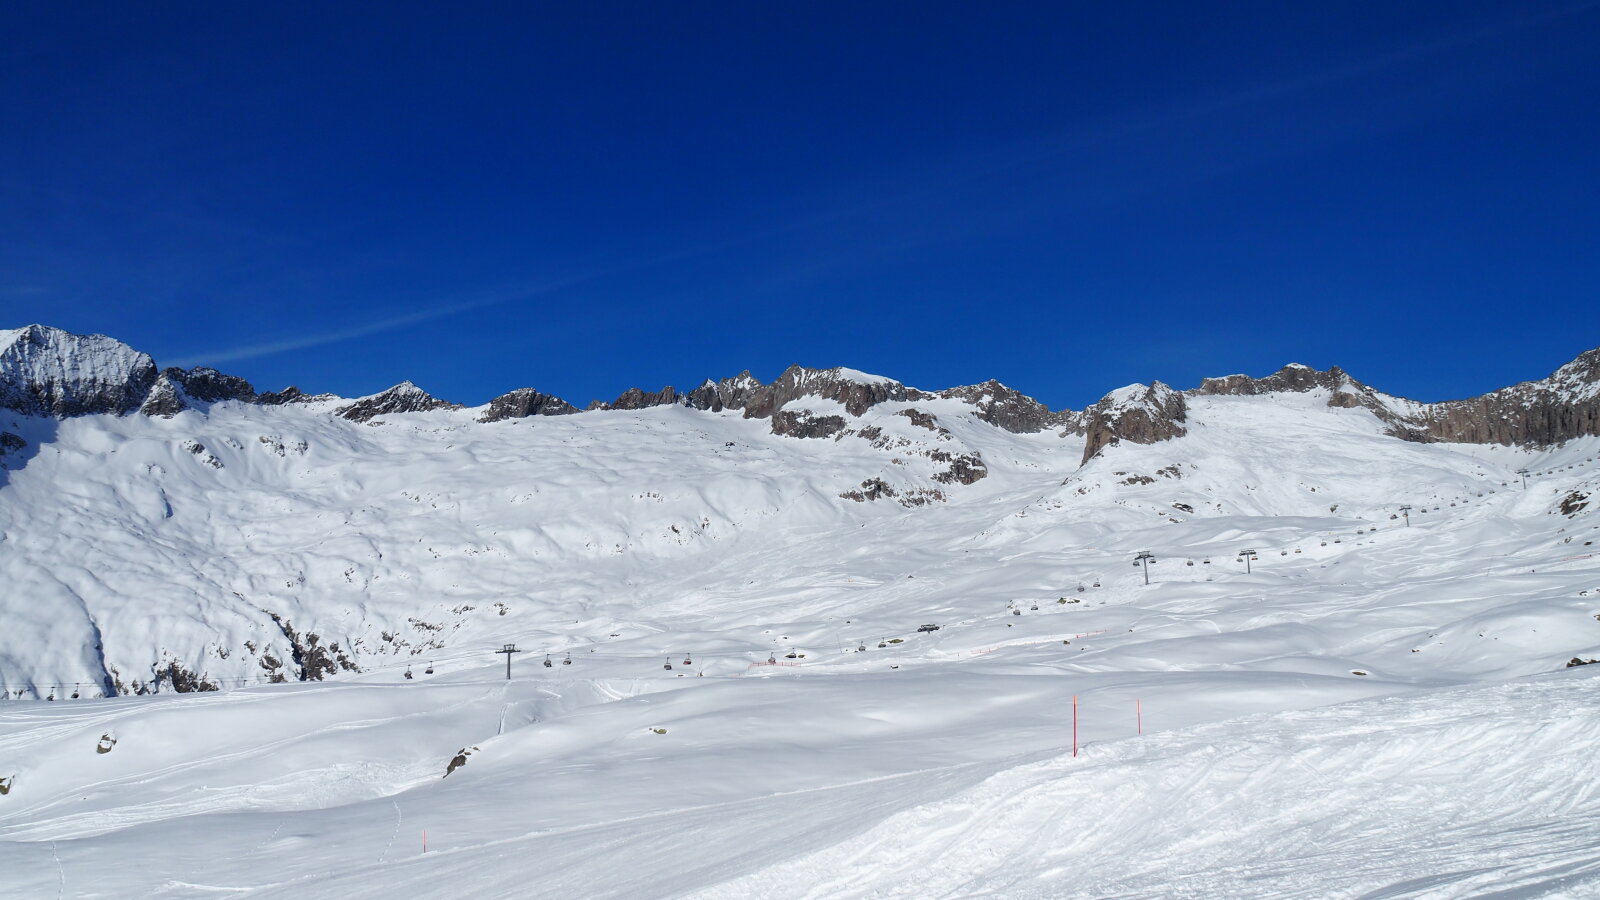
[{"left": 2, "top": 325, "right": 1599, "bottom": 897}]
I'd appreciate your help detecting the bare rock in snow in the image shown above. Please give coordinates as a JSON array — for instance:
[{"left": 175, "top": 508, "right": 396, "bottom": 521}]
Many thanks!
[
  {"left": 770, "top": 409, "right": 847, "bottom": 439},
  {"left": 1080, "top": 382, "right": 1188, "bottom": 464},
  {"left": 0, "top": 324, "right": 157, "bottom": 417},
  {"left": 478, "top": 387, "right": 579, "bottom": 422},
  {"left": 336, "top": 382, "right": 460, "bottom": 423},
  {"left": 743, "top": 365, "right": 907, "bottom": 418}
]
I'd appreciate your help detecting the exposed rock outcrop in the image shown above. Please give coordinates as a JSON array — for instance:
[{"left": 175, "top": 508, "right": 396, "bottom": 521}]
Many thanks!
[
  {"left": 938, "top": 380, "right": 1076, "bottom": 434},
  {"left": 932, "top": 452, "right": 988, "bottom": 485},
  {"left": 608, "top": 385, "right": 681, "bottom": 410},
  {"left": 138, "top": 371, "right": 189, "bottom": 417},
  {"left": 685, "top": 371, "right": 764, "bottom": 412},
  {"left": 1080, "top": 382, "right": 1188, "bottom": 464},
  {"left": 138, "top": 366, "right": 255, "bottom": 417},
  {"left": 336, "top": 382, "right": 460, "bottom": 423},
  {"left": 258, "top": 385, "right": 336, "bottom": 406},
  {"left": 1407, "top": 348, "right": 1600, "bottom": 445},
  {"left": 742, "top": 365, "right": 907, "bottom": 418},
  {"left": 0, "top": 324, "right": 157, "bottom": 416},
  {"left": 770, "top": 409, "right": 847, "bottom": 439},
  {"left": 478, "top": 387, "right": 579, "bottom": 422},
  {"left": 1192, "top": 351, "right": 1600, "bottom": 448}
]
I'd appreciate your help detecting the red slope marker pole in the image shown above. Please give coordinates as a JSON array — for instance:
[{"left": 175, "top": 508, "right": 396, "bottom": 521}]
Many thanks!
[
  {"left": 423, "top": 830, "right": 427, "bottom": 853},
  {"left": 1073, "top": 695, "right": 1078, "bottom": 758}
]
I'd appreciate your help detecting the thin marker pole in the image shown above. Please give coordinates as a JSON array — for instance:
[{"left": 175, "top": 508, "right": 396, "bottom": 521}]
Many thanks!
[
  {"left": 1073, "top": 694, "right": 1078, "bottom": 758},
  {"left": 1137, "top": 698, "right": 1142, "bottom": 735}
]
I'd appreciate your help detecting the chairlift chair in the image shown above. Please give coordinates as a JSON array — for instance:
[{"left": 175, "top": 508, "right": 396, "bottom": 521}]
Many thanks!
[
  {"left": 664, "top": 658, "right": 673, "bottom": 670},
  {"left": 425, "top": 661, "right": 434, "bottom": 675},
  {"left": 71, "top": 687, "right": 80, "bottom": 699},
  {"left": 683, "top": 655, "right": 693, "bottom": 666},
  {"left": 563, "top": 653, "right": 572, "bottom": 665},
  {"left": 877, "top": 640, "right": 887, "bottom": 648},
  {"left": 858, "top": 642, "right": 867, "bottom": 652},
  {"left": 1012, "top": 608, "right": 1021, "bottom": 616},
  {"left": 404, "top": 667, "right": 413, "bottom": 680},
  {"left": 1030, "top": 602, "right": 1039, "bottom": 610},
  {"left": 544, "top": 655, "right": 553, "bottom": 668},
  {"left": 769, "top": 654, "right": 778, "bottom": 664}
]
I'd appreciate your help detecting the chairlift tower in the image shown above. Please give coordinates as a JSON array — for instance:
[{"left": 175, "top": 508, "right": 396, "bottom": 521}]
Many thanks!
[
  {"left": 1238, "top": 548, "right": 1259, "bottom": 574},
  {"left": 1399, "top": 505, "right": 1412, "bottom": 526},
  {"left": 496, "top": 643, "right": 521, "bottom": 680},
  {"left": 1134, "top": 550, "right": 1156, "bottom": 585},
  {"left": 1516, "top": 468, "right": 1530, "bottom": 490}
]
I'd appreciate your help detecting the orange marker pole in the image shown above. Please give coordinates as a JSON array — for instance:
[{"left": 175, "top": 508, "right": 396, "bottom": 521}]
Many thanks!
[
  {"left": 1072, "top": 694, "right": 1078, "bottom": 757},
  {"left": 423, "top": 830, "right": 427, "bottom": 853}
]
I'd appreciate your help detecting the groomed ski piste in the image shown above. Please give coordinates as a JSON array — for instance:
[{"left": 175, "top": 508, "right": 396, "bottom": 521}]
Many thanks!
[{"left": 3, "top": 381, "right": 1600, "bottom": 898}]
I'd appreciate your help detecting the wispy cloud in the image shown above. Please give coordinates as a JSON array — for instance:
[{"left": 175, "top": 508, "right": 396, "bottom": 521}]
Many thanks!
[{"left": 163, "top": 277, "right": 582, "bottom": 368}]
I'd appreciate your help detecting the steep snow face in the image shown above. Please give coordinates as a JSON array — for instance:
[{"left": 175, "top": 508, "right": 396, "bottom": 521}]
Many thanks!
[{"left": 0, "top": 325, "right": 157, "bottom": 417}]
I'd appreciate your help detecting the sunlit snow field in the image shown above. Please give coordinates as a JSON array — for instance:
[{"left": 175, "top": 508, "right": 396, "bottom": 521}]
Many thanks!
[{"left": 2, "top": 390, "right": 1599, "bottom": 897}]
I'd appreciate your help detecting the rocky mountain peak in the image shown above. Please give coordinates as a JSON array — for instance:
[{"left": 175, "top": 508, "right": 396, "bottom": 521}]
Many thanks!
[
  {"left": 140, "top": 366, "right": 258, "bottom": 418},
  {"left": 479, "top": 387, "right": 579, "bottom": 423},
  {"left": 0, "top": 324, "right": 158, "bottom": 417},
  {"left": 336, "top": 382, "right": 460, "bottom": 423},
  {"left": 685, "top": 370, "right": 764, "bottom": 413},
  {"left": 937, "top": 379, "right": 1077, "bottom": 434},
  {"left": 741, "top": 365, "right": 907, "bottom": 418},
  {"left": 1080, "top": 381, "right": 1187, "bottom": 464}
]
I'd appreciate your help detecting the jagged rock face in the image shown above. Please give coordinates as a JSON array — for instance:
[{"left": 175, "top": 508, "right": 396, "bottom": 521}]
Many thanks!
[
  {"left": 139, "top": 371, "right": 188, "bottom": 417},
  {"left": 259, "top": 386, "right": 304, "bottom": 405},
  {"left": 177, "top": 366, "right": 256, "bottom": 403},
  {"left": 478, "top": 388, "right": 579, "bottom": 422},
  {"left": 685, "top": 371, "right": 764, "bottom": 413},
  {"left": 0, "top": 325, "right": 157, "bottom": 417},
  {"left": 0, "top": 431, "right": 25, "bottom": 456},
  {"left": 1195, "top": 364, "right": 1401, "bottom": 422},
  {"left": 1080, "top": 382, "right": 1187, "bottom": 464},
  {"left": 770, "top": 409, "right": 848, "bottom": 439},
  {"left": 938, "top": 380, "right": 1075, "bottom": 434},
  {"left": 1409, "top": 349, "right": 1600, "bottom": 446},
  {"left": 932, "top": 451, "right": 988, "bottom": 484},
  {"left": 1196, "top": 363, "right": 1353, "bottom": 397},
  {"left": 140, "top": 367, "right": 258, "bottom": 418},
  {"left": 743, "top": 365, "right": 907, "bottom": 419},
  {"left": 258, "top": 385, "right": 338, "bottom": 406},
  {"left": 1194, "top": 353, "right": 1600, "bottom": 448},
  {"left": 609, "top": 385, "right": 681, "bottom": 410},
  {"left": 336, "top": 382, "right": 460, "bottom": 423}
]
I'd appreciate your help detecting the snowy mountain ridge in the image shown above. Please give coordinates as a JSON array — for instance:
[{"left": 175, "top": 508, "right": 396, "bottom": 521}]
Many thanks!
[
  {"left": 6, "top": 325, "right": 1600, "bottom": 451},
  {"left": 3, "top": 325, "right": 1600, "bottom": 897}
]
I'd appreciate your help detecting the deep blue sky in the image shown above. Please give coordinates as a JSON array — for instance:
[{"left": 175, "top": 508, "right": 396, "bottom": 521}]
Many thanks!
[{"left": 3, "top": 2, "right": 1598, "bottom": 409}]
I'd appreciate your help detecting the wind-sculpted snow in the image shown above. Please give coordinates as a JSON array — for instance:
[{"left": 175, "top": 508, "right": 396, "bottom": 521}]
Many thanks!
[{"left": 3, "top": 326, "right": 1600, "bottom": 896}]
